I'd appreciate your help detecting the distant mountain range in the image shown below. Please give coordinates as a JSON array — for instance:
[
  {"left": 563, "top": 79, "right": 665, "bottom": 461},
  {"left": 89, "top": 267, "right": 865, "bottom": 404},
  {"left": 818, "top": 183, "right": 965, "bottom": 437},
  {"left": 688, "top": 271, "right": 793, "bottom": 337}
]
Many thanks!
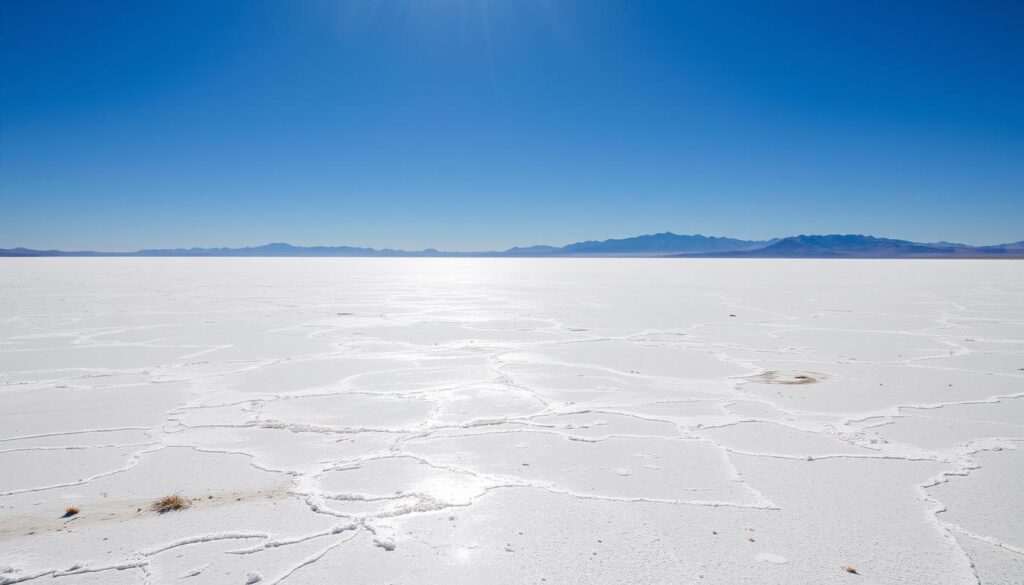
[
  {"left": 2, "top": 233, "right": 1023, "bottom": 258},
  {"left": 681, "top": 235, "right": 1024, "bottom": 258},
  {"left": 505, "top": 233, "right": 772, "bottom": 256}
]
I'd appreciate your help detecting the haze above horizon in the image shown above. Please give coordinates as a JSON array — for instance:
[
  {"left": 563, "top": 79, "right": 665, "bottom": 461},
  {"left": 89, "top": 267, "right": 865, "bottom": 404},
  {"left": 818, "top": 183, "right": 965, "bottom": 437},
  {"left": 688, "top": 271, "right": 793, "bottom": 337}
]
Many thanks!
[{"left": 2, "top": 1, "right": 1022, "bottom": 249}]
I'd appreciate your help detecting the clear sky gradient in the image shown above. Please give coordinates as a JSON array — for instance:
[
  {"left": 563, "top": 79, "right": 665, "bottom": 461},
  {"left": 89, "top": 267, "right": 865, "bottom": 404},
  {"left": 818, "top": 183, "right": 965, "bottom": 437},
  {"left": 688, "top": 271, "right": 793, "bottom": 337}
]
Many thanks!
[{"left": 2, "top": 0, "right": 1022, "bottom": 250}]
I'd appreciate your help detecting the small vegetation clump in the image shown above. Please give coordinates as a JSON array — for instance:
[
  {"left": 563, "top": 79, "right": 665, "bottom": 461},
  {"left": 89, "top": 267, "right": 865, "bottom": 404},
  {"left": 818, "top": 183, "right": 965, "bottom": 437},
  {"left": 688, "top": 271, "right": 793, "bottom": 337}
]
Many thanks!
[
  {"left": 842, "top": 565, "right": 859, "bottom": 575},
  {"left": 151, "top": 495, "right": 190, "bottom": 514},
  {"left": 62, "top": 507, "right": 80, "bottom": 518}
]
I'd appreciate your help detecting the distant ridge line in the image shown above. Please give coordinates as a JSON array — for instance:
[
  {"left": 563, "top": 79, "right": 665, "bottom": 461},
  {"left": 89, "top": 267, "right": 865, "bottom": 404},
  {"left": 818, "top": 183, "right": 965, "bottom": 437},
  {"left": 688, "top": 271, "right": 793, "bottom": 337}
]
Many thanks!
[{"left": 2, "top": 233, "right": 1023, "bottom": 258}]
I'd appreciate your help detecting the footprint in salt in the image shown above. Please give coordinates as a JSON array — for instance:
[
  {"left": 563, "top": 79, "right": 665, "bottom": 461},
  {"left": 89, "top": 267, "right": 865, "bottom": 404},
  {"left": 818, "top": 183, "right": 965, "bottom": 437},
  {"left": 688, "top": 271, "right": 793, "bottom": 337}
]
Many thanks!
[{"left": 755, "top": 553, "right": 788, "bottom": 564}]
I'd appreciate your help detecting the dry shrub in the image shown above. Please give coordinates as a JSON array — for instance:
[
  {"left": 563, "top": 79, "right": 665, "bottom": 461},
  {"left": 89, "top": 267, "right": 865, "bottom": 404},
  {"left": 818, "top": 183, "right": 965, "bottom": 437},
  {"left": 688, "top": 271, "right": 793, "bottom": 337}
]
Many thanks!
[{"left": 152, "top": 494, "right": 190, "bottom": 513}]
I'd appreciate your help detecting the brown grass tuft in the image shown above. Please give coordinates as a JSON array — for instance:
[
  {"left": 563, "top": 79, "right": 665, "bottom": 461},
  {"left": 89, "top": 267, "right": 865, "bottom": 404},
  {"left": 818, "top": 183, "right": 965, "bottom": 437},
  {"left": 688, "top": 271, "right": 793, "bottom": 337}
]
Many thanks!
[
  {"left": 842, "top": 565, "right": 858, "bottom": 574},
  {"left": 62, "top": 507, "right": 80, "bottom": 518},
  {"left": 151, "top": 494, "right": 190, "bottom": 513}
]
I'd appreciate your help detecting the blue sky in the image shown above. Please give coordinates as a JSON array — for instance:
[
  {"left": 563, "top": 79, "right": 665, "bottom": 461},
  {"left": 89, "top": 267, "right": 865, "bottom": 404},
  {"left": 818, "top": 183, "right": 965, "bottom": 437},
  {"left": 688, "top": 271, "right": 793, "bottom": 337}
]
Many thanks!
[{"left": 1, "top": 0, "right": 1022, "bottom": 250}]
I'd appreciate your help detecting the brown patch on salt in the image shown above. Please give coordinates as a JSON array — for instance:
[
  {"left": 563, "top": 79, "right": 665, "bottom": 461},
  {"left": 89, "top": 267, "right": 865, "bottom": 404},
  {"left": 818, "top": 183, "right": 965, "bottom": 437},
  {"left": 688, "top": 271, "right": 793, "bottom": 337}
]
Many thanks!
[
  {"left": 151, "top": 494, "right": 190, "bottom": 514},
  {"left": 744, "top": 370, "right": 827, "bottom": 385}
]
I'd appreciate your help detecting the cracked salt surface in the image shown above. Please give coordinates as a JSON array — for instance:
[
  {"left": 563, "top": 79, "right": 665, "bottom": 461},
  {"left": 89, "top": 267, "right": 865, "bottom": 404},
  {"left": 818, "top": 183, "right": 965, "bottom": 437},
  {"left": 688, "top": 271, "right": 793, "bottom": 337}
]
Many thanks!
[{"left": 0, "top": 258, "right": 1021, "bottom": 584}]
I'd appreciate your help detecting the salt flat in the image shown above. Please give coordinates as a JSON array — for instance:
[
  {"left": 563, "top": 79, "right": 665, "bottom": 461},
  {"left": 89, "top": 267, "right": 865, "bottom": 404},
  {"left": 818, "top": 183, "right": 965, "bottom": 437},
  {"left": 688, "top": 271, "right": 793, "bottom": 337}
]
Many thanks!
[{"left": 0, "top": 258, "right": 1022, "bottom": 584}]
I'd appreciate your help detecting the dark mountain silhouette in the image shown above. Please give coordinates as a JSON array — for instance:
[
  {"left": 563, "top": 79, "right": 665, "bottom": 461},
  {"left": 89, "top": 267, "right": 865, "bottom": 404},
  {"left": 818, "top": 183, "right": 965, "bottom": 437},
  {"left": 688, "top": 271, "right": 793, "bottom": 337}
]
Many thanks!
[
  {"left": 0, "top": 247, "right": 110, "bottom": 257},
  {"left": 134, "top": 242, "right": 422, "bottom": 257},
  {"left": 539, "top": 233, "right": 771, "bottom": 256},
  {"left": 3, "top": 234, "right": 1022, "bottom": 258},
  {"left": 977, "top": 241, "right": 1024, "bottom": 254},
  {"left": 0, "top": 233, "right": 771, "bottom": 258},
  {"left": 678, "top": 235, "right": 1024, "bottom": 258}
]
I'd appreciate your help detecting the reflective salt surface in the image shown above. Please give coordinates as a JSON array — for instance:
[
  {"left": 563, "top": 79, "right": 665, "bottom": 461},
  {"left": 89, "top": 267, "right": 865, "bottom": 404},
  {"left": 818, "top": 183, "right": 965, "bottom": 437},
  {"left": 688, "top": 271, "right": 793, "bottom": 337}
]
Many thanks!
[{"left": 0, "top": 258, "right": 1021, "bottom": 584}]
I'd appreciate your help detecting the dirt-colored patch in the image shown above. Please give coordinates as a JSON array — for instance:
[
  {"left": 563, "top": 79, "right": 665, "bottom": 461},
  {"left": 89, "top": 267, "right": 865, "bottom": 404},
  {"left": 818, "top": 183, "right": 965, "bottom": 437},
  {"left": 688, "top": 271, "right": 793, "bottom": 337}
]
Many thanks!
[
  {"left": 744, "top": 370, "right": 827, "bottom": 385},
  {"left": 151, "top": 494, "right": 190, "bottom": 513},
  {"left": 1, "top": 486, "right": 294, "bottom": 540}
]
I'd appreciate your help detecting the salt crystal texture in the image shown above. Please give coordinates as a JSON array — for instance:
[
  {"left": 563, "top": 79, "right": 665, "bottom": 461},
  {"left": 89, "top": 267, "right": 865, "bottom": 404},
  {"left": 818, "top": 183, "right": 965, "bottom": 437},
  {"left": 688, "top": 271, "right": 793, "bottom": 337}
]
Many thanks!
[{"left": 0, "top": 258, "right": 1020, "bottom": 584}]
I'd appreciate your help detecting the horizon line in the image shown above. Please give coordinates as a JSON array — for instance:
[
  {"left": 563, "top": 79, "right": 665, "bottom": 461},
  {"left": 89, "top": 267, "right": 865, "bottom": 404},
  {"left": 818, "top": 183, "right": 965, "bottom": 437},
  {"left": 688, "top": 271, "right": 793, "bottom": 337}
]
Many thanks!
[{"left": 5, "top": 232, "right": 1024, "bottom": 255}]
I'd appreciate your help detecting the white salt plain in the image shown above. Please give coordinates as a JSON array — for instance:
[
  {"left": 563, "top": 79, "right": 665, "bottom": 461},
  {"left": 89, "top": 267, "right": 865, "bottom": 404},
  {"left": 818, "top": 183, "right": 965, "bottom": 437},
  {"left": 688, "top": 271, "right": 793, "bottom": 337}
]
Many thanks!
[{"left": 0, "top": 258, "right": 1021, "bottom": 584}]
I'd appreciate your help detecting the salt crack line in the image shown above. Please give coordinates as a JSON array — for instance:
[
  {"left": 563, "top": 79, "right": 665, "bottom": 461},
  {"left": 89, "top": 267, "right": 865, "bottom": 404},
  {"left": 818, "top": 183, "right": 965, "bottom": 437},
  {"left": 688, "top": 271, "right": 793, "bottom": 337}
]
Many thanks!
[
  {"left": 0, "top": 561, "right": 149, "bottom": 585},
  {"left": 227, "top": 523, "right": 358, "bottom": 555},
  {"left": 916, "top": 457, "right": 987, "bottom": 585},
  {"left": 496, "top": 483, "right": 779, "bottom": 511},
  {"left": 0, "top": 445, "right": 165, "bottom": 496},
  {"left": 53, "top": 561, "right": 149, "bottom": 578},
  {"left": 719, "top": 447, "right": 944, "bottom": 463},
  {"left": 0, "top": 427, "right": 151, "bottom": 444},
  {"left": 0, "top": 569, "right": 55, "bottom": 585},
  {"left": 265, "top": 528, "right": 363, "bottom": 585},
  {"left": 948, "top": 525, "right": 1024, "bottom": 557},
  {"left": 142, "top": 531, "right": 269, "bottom": 555},
  {"left": 0, "top": 442, "right": 157, "bottom": 454}
]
